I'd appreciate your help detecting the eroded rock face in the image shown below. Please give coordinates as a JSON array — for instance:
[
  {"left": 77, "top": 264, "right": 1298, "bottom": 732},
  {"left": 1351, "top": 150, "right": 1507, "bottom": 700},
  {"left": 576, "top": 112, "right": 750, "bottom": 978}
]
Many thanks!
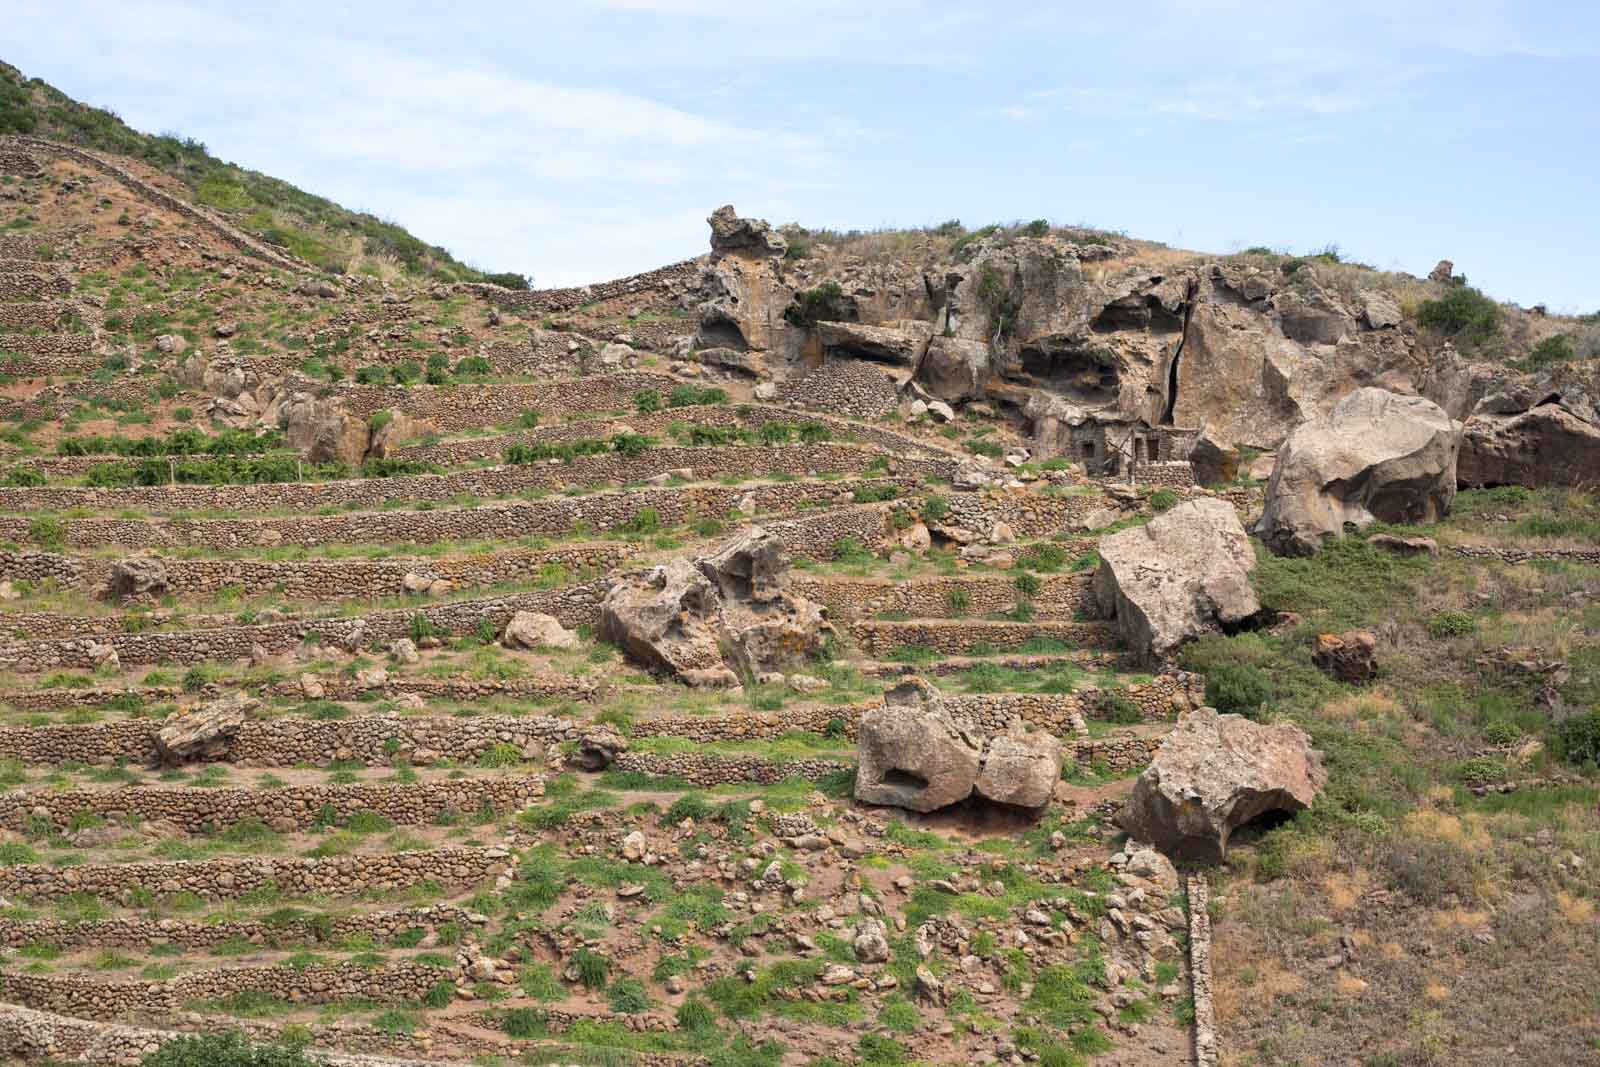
[
  {"left": 855, "top": 680, "right": 983, "bottom": 813},
  {"left": 1255, "top": 388, "right": 1459, "bottom": 557},
  {"left": 707, "top": 205, "right": 787, "bottom": 258},
  {"left": 105, "top": 556, "right": 168, "bottom": 601},
  {"left": 1119, "top": 707, "right": 1327, "bottom": 862},
  {"left": 153, "top": 691, "right": 258, "bottom": 765},
  {"left": 502, "top": 611, "right": 579, "bottom": 651},
  {"left": 855, "top": 680, "right": 1062, "bottom": 813},
  {"left": 281, "top": 392, "right": 369, "bottom": 468},
  {"left": 1093, "top": 499, "right": 1260, "bottom": 666},
  {"left": 1458, "top": 402, "right": 1600, "bottom": 488},
  {"left": 600, "top": 528, "right": 832, "bottom": 686},
  {"left": 571, "top": 728, "right": 628, "bottom": 771}
]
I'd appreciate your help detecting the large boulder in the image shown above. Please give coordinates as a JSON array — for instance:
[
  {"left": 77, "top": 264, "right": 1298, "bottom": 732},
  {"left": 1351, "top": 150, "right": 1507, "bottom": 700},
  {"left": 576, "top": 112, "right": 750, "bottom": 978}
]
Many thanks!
[
  {"left": 1119, "top": 707, "right": 1327, "bottom": 862},
  {"left": 1312, "top": 630, "right": 1378, "bottom": 684},
  {"left": 1186, "top": 429, "right": 1239, "bottom": 486},
  {"left": 855, "top": 680, "right": 1062, "bottom": 813},
  {"left": 1093, "top": 499, "right": 1261, "bottom": 667},
  {"left": 502, "top": 611, "right": 580, "bottom": 651},
  {"left": 281, "top": 393, "right": 369, "bottom": 468},
  {"left": 105, "top": 556, "right": 169, "bottom": 601},
  {"left": 600, "top": 528, "right": 832, "bottom": 685},
  {"left": 1458, "top": 402, "right": 1600, "bottom": 488},
  {"left": 1254, "top": 388, "right": 1459, "bottom": 557},
  {"left": 973, "top": 721, "right": 1064, "bottom": 810},
  {"left": 854, "top": 680, "right": 983, "bottom": 812},
  {"left": 599, "top": 559, "right": 726, "bottom": 678},
  {"left": 153, "top": 691, "right": 258, "bottom": 765}
]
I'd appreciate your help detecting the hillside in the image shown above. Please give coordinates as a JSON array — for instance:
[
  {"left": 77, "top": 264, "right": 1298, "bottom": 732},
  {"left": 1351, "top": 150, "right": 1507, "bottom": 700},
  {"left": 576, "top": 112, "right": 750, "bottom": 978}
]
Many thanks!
[
  {"left": 0, "top": 115, "right": 1596, "bottom": 1067},
  {"left": 0, "top": 60, "right": 526, "bottom": 286}
]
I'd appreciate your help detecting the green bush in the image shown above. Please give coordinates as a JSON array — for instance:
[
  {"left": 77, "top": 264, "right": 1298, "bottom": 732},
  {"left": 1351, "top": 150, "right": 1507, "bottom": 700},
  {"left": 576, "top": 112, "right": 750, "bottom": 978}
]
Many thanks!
[
  {"left": 3, "top": 467, "right": 44, "bottom": 487},
  {"left": 922, "top": 495, "right": 949, "bottom": 521},
  {"left": 832, "top": 536, "right": 873, "bottom": 564},
  {"left": 571, "top": 947, "right": 609, "bottom": 990},
  {"left": 1417, "top": 286, "right": 1500, "bottom": 343},
  {"left": 29, "top": 516, "right": 66, "bottom": 550},
  {"left": 1013, "top": 572, "right": 1041, "bottom": 597},
  {"left": 784, "top": 281, "right": 848, "bottom": 326},
  {"left": 1094, "top": 690, "right": 1143, "bottom": 724},
  {"left": 1204, "top": 662, "right": 1272, "bottom": 718},
  {"left": 854, "top": 484, "right": 899, "bottom": 503},
  {"left": 606, "top": 976, "right": 651, "bottom": 1014},
  {"left": 634, "top": 389, "right": 661, "bottom": 414},
  {"left": 140, "top": 1033, "right": 314, "bottom": 1066},
  {"left": 1426, "top": 610, "right": 1477, "bottom": 638},
  {"left": 1148, "top": 488, "right": 1179, "bottom": 512},
  {"left": 609, "top": 432, "right": 654, "bottom": 458},
  {"left": 1553, "top": 710, "right": 1600, "bottom": 766}
]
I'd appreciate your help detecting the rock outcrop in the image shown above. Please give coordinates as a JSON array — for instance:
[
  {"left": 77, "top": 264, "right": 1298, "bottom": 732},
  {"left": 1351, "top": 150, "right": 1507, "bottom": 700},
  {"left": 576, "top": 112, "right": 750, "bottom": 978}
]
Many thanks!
[
  {"left": 152, "top": 691, "right": 259, "bottom": 765},
  {"left": 855, "top": 680, "right": 1062, "bottom": 813},
  {"left": 1255, "top": 388, "right": 1459, "bottom": 557},
  {"left": 1093, "top": 499, "right": 1261, "bottom": 666},
  {"left": 1458, "top": 401, "right": 1600, "bottom": 488},
  {"left": 570, "top": 728, "right": 628, "bottom": 771},
  {"left": 707, "top": 204, "right": 786, "bottom": 259},
  {"left": 1119, "top": 707, "right": 1327, "bottom": 861},
  {"left": 599, "top": 528, "right": 832, "bottom": 687}
]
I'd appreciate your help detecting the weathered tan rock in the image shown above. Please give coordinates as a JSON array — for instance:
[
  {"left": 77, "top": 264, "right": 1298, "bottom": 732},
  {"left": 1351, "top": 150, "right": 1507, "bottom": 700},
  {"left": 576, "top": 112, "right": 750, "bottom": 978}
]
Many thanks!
[
  {"left": 1366, "top": 532, "right": 1439, "bottom": 557},
  {"left": 1119, "top": 707, "right": 1327, "bottom": 861},
  {"left": 571, "top": 728, "right": 628, "bottom": 771},
  {"left": 1312, "top": 630, "right": 1378, "bottom": 684},
  {"left": 707, "top": 204, "right": 786, "bottom": 258},
  {"left": 855, "top": 679, "right": 982, "bottom": 813},
  {"left": 501, "top": 611, "right": 579, "bottom": 651},
  {"left": 1187, "top": 430, "right": 1238, "bottom": 486},
  {"left": 105, "top": 556, "right": 168, "bottom": 601},
  {"left": 599, "top": 559, "right": 726, "bottom": 677},
  {"left": 1255, "top": 388, "right": 1459, "bottom": 557},
  {"left": 1458, "top": 402, "right": 1600, "bottom": 488},
  {"left": 1093, "top": 499, "right": 1260, "bottom": 666},
  {"left": 973, "top": 722, "right": 1062, "bottom": 809},
  {"left": 153, "top": 691, "right": 258, "bottom": 765}
]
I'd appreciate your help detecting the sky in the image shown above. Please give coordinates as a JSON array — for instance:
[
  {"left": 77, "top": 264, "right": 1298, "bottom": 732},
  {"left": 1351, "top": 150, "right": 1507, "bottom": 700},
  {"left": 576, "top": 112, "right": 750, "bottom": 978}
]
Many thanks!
[{"left": 7, "top": 1, "right": 1598, "bottom": 310}]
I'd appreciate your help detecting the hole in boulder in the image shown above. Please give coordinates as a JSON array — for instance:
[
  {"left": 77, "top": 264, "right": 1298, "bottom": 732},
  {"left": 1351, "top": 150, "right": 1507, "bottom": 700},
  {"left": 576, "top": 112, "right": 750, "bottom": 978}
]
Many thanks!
[{"left": 882, "top": 768, "right": 930, "bottom": 791}]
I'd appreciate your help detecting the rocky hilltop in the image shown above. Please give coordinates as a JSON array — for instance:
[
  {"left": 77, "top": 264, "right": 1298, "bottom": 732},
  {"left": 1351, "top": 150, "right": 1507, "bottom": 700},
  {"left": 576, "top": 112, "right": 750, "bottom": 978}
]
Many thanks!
[{"left": 0, "top": 85, "right": 1596, "bottom": 1067}]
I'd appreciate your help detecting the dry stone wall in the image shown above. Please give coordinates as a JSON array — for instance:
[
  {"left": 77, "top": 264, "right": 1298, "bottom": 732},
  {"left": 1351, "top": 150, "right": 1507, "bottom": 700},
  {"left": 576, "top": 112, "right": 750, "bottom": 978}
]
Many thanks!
[
  {"left": 0, "top": 903, "right": 476, "bottom": 952},
  {"left": 1, "top": 777, "right": 546, "bottom": 833},
  {"left": 0, "top": 477, "right": 921, "bottom": 550},
  {"left": 0, "top": 445, "right": 941, "bottom": 514},
  {"left": 613, "top": 751, "right": 848, "bottom": 786},
  {"left": 0, "top": 298, "right": 74, "bottom": 329},
  {"left": 778, "top": 359, "right": 899, "bottom": 419},
  {"left": 0, "top": 1003, "right": 451, "bottom": 1067},
  {"left": 792, "top": 572, "right": 1092, "bottom": 621},
  {"left": 848, "top": 619, "right": 1118, "bottom": 656},
  {"left": 328, "top": 371, "right": 680, "bottom": 428},
  {"left": 0, "top": 270, "right": 70, "bottom": 301},
  {"left": 1449, "top": 544, "right": 1600, "bottom": 565},
  {"left": 0, "top": 845, "right": 510, "bottom": 900},
  {"left": 2, "top": 962, "right": 450, "bottom": 1019},
  {"left": 0, "top": 584, "right": 612, "bottom": 667},
  {"left": 457, "top": 260, "right": 703, "bottom": 315},
  {"left": 0, "top": 543, "right": 635, "bottom": 598},
  {"left": 1130, "top": 461, "right": 1196, "bottom": 488}
]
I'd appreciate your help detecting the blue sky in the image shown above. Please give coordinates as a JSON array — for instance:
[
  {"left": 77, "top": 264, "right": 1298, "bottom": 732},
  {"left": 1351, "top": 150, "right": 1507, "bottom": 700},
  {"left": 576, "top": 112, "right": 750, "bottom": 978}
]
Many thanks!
[{"left": 8, "top": 1, "right": 1598, "bottom": 310}]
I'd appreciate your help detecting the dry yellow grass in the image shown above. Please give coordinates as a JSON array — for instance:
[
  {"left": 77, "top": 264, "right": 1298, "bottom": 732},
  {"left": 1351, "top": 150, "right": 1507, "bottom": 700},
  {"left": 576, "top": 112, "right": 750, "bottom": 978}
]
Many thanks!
[
  {"left": 1405, "top": 808, "right": 1493, "bottom": 852},
  {"left": 1555, "top": 890, "right": 1596, "bottom": 923},
  {"left": 1423, "top": 979, "right": 1452, "bottom": 1002}
]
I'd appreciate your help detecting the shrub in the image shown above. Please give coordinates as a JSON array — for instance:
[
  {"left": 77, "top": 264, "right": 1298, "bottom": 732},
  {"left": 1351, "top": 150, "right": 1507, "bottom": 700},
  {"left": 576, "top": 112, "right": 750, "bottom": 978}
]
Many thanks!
[
  {"left": 140, "top": 1033, "right": 314, "bottom": 1066},
  {"left": 501, "top": 1007, "right": 548, "bottom": 1039},
  {"left": 1204, "top": 662, "right": 1271, "bottom": 718},
  {"left": 407, "top": 613, "right": 436, "bottom": 642},
  {"left": 609, "top": 432, "right": 654, "bottom": 458},
  {"left": 945, "top": 588, "right": 972, "bottom": 616},
  {"left": 1455, "top": 756, "right": 1506, "bottom": 786},
  {"left": 854, "top": 484, "right": 899, "bottom": 503},
  {"left": 831, "top": 536, "right": 873, "bottom": 564},
  {"left": 1417, "top": 286, "right": 1500, "bottom": 343},
  {"left": 1426, "top": 610, "right": 1477, "bottom": 638},
  {"left": 1553, "top": 710, "right": 1600, "bottom": 766},
  {"left": 665, "top": 794, "right": 714, "bottom": 824},
  {"left": 1148, "top": 488, "right": 1179, "bottom": 512},
  {"left": 571, "top": 947, "right": 609, "bottom": 989},
  {"left": 453, "top": 355, "right": 491, "bottom": 377},
  {"left": 607, "top": 976, "right": 651, "bottom": 1013},
  {"left": 796, "top": 421, "right": 831, "bottom": 443},
  {"left": 784, "top": 281, "right": 847, "bottom": 326},
  {"left": 3, "top": 467, "right": 44, "bottom": 487},
  {"left": 1013, "top": 572, "right": 1041, "bottom": 597},
  {"left": 1516, "top": 334, "right": 1576, "bottom": 372},
  {"left": 28, "top": 516, "right": 66, "bottom": 550},
  {"left": 922, "top": 494, "right": 949, "bottom": 521},
  {"left": 1094, "top": 690, "right": 1143, "bottom": 724},
  {"left": 634, "top": 389, "right": 661, "bottom": 414},
  {"left": 677, "top": 998, "right": 717, "bottom": 1033}
]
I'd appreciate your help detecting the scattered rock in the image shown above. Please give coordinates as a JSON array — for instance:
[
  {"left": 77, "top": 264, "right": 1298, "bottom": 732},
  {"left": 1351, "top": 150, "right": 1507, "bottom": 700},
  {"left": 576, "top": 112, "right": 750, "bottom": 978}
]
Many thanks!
[
  {"left": 105, "top": 556, "right": 169, "bottom": 601},
  {"left": 570, "top": 728, "right": 628, "bottom": 771},
  {"left": 1312, "top": 630, "right": 1379, "bottom": 684}
]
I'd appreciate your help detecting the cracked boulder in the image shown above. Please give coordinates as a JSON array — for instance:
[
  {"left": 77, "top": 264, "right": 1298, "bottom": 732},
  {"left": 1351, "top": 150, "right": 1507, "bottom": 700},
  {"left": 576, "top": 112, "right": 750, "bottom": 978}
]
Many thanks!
[
  {"left": 1458, "top": 401, "right": 1600, "bottom": 488},
  {"left": 1119, "top": 707, "right": 1327, "bottom": 862},
  {"left": 855, "top": 680, "right": 983, "bottom": 813},
  {"left": 1255, "top": 388, "right": 1459, "bottom": 557},
  {"left": 1093, "top": 498, "right": 1261, "bottom": 667},
  {"left": 153, "top": 691, "right": 258, "bottom": 765},
  {"left": 855, "top": 680, "right": 1063, "bottom": 813},
  {"left": 502, "top": 611, "right": 580, "bottom": 651},
  {"left": 600, "top": 527, "right": 832, "bottom": 686}
]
